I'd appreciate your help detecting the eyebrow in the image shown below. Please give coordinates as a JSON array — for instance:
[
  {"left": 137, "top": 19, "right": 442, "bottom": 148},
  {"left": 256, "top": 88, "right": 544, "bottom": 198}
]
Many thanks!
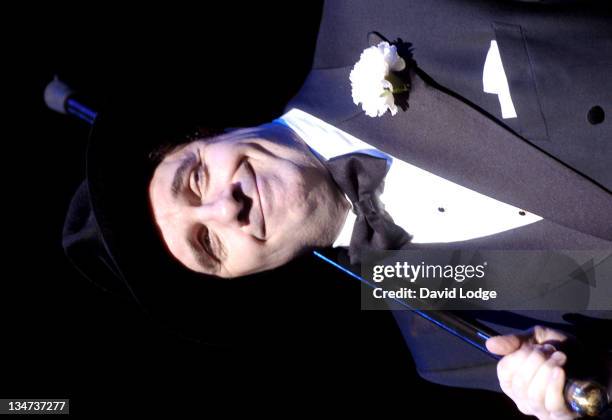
[
  {"left": 187, "top": 236, "right": 220, "bottom": 274},
  {"left": 171, "top": 153, "right": 198, "bottom": 198}
]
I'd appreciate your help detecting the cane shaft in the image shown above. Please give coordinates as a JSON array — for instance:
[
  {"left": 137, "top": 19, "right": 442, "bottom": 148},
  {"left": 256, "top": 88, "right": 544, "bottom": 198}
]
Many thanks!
[
  {"left": 312, "top": 251, "right": 610, "bottom": 416},
  {"left": 44, "top": 82, "right": 608, "bottom": 417}
]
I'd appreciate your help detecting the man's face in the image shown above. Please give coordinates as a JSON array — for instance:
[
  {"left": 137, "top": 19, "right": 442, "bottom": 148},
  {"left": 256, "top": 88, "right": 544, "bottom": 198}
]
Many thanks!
[{"left": 149, "top": 123, "right": 349, "bottom": 278}]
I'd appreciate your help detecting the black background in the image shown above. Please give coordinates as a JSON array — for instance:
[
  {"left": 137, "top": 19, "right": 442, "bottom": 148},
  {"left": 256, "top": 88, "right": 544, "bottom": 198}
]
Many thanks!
[{"left": 5, "top": 2, "right": 524, "bottom": 417}]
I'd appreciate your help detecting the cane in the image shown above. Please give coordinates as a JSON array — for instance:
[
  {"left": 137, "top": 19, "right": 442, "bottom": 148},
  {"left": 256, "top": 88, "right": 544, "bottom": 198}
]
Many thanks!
[{"left": 45, "top": 78, "right": 609, "bottom": 417}]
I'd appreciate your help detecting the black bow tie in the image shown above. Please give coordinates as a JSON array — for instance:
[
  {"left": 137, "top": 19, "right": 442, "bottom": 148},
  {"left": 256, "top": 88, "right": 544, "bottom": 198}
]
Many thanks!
[{"left": 325, "top": 153, "right": 412, "bottom": 265}]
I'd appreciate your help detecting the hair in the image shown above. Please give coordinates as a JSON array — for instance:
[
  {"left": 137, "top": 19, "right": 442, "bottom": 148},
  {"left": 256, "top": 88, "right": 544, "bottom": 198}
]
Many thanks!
[{"left": 148, "top": 126, "right": 226, "bottom": 167}]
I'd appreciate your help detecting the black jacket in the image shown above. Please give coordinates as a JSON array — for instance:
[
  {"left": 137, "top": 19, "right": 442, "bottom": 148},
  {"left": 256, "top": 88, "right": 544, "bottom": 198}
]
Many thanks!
[{"left": 286, "top": 0, "right": 612, "bottom": 392}]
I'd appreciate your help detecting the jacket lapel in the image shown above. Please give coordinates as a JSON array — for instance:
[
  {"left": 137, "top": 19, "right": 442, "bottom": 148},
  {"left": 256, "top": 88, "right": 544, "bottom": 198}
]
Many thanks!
[{"left": 287, "top": 65, "right": 612, "bottom": 242}]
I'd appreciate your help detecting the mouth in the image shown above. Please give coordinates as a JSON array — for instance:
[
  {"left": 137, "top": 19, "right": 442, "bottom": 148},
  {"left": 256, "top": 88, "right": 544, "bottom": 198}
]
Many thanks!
[{"left": 246, "top": 160, "right": 266, "bottom": 240}]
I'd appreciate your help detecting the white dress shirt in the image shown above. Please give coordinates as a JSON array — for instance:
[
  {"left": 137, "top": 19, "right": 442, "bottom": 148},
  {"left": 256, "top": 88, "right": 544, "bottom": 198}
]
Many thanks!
[{"left": 275, "top": 108, "right": 542, "bottom": 248}]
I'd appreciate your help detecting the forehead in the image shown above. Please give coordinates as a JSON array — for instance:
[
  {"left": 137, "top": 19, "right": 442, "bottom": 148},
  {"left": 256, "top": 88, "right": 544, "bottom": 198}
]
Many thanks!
[
  {"left": 159, "top": 140, "right": 198, "bottom": 165},
  {"left": 149, "top": 144, "right": 190, "bottom": 203},
  {"left": 155, "top": 130, "right": 249, "bottom": 164},
  {"left": 147, "top": 142, "right": 213, "bottom": 275}
]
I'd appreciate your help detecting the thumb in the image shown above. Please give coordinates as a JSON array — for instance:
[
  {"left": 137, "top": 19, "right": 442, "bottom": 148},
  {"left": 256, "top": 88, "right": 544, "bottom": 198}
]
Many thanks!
[
  {"left": 486, "top": 326, "right": 568, "bottom": 356},
  {"left": 486, "top": 334, "right": 524, "bottom": 356}
]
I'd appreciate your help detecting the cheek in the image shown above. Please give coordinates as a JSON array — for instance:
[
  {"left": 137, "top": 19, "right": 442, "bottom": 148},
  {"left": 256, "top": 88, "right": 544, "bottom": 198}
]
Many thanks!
[
  {"left": 222, "top": 231, "right": 301, "bottom": 276},
  {"left": 272, "top": 161, "right": 318, "bottom": 207},
  {"left": 205, "top": 143, "right": 245, "bottom": 177},
  {"left": 221, "top": 233, "right": 269, "bottom": 274},
  {"left": 285, "top": 171, "right": 330, "bottom": 219}
]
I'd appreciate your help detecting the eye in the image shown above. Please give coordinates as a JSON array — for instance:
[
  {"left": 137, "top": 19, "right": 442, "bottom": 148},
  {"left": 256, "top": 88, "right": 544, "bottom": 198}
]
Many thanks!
[
  {"left": 190, "top": 166, "right": 203, "bottom": 198},
  {"left": 199, "top": 226, "right": 219, "bottom": 262},
  {"left": 200, "top": 226, "right": 211, "bottom": 248}
]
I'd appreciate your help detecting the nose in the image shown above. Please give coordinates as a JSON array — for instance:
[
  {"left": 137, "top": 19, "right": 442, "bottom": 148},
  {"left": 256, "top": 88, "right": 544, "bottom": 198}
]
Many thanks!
[{"left": 194, "top": 184, "right": 248, "bottom": 227}]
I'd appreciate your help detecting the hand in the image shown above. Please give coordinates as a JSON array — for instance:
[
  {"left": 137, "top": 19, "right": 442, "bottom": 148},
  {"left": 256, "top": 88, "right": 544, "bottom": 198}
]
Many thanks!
[{"left": 486, "top": 326, "right": 579, "bottom": 420}]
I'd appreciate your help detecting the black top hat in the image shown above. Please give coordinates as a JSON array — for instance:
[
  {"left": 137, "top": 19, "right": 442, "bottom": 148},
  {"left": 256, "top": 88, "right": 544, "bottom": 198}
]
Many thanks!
[{"left": 61, "top": 100, "right": 318, "bottom": 346}]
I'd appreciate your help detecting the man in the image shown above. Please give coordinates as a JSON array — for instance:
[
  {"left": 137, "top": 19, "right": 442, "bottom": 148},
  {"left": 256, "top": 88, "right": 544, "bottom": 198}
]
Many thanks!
[
  {"left": 142, "top": 112, "right": 611, "bottom": 419},
  {"left": 147, "top": 122, "right": 351, "bottom": 277},
  {"left": 63, "top": 0, "right": 612, "bottom": 418}
]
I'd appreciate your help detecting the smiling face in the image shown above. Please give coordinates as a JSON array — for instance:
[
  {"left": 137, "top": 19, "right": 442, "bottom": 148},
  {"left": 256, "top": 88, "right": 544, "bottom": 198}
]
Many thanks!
[{"left": 148, "top": 123, "right": 350, "bottom": 278}]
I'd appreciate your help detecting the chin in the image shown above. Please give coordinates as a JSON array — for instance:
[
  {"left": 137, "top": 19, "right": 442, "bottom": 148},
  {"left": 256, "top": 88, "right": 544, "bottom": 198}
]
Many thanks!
[{"left": 266, "top": 243, "right": 304, "bottom": 268}]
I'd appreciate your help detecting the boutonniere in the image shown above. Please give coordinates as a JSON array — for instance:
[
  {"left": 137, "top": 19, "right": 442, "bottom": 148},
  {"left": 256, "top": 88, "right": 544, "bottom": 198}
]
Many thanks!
[{"left": 350, "top": 40, "right": 412, "bottom": 117}]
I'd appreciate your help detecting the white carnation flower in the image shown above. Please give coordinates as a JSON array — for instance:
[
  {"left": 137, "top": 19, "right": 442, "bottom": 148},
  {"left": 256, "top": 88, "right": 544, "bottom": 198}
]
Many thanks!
[{"left": 349, "top": 41, "right": 407, "bottom": 117}]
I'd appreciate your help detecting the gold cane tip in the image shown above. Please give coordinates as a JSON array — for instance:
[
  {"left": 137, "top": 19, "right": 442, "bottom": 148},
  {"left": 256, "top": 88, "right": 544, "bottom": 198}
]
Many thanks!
[{"left": 564, "top": 379, "right": 609, "bottom": 417}]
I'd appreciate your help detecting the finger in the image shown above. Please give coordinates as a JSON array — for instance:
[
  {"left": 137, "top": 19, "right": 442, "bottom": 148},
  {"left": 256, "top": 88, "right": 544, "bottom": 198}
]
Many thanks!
[
  {"left": 486, "top": 325, "right": 566, "bottom": 356},
  {"left": 514, "top": 400, "right": 534, "bottom": 416},
  {"left": 526, "top": 351, "right": 566, "bottom": 417},
  {"left": 511, "top": 345, "right": 551, "bottom": 403},
  {"left": 532, "top": 325, "right": 568, "bottom": 346},
  {"left": 487, "top": 334, "right": 525, "bottom": 356},
  {"left": 497, "top": 344, "right": 532, "bottom": 397},
  {"left": 544, "top": 364, "right": 574, "bottom": 418}
]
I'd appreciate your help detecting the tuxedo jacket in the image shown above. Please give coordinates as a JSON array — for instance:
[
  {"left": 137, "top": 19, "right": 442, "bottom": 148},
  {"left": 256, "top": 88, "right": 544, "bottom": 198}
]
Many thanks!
[{"left": 285, "top": 0, "right": 612, "bottom": 392}]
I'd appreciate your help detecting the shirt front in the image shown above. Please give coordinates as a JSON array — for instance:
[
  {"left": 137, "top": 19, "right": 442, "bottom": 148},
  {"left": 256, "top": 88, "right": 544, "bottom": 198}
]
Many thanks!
[{"left": 275, "top": 108, "right": 542, "bottom": 248}]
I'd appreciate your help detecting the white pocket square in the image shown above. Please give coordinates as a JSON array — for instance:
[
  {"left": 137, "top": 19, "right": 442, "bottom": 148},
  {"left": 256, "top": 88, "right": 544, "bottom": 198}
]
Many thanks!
[{"left": 483, "top": 40, "right": 517, "bottom": 119}]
